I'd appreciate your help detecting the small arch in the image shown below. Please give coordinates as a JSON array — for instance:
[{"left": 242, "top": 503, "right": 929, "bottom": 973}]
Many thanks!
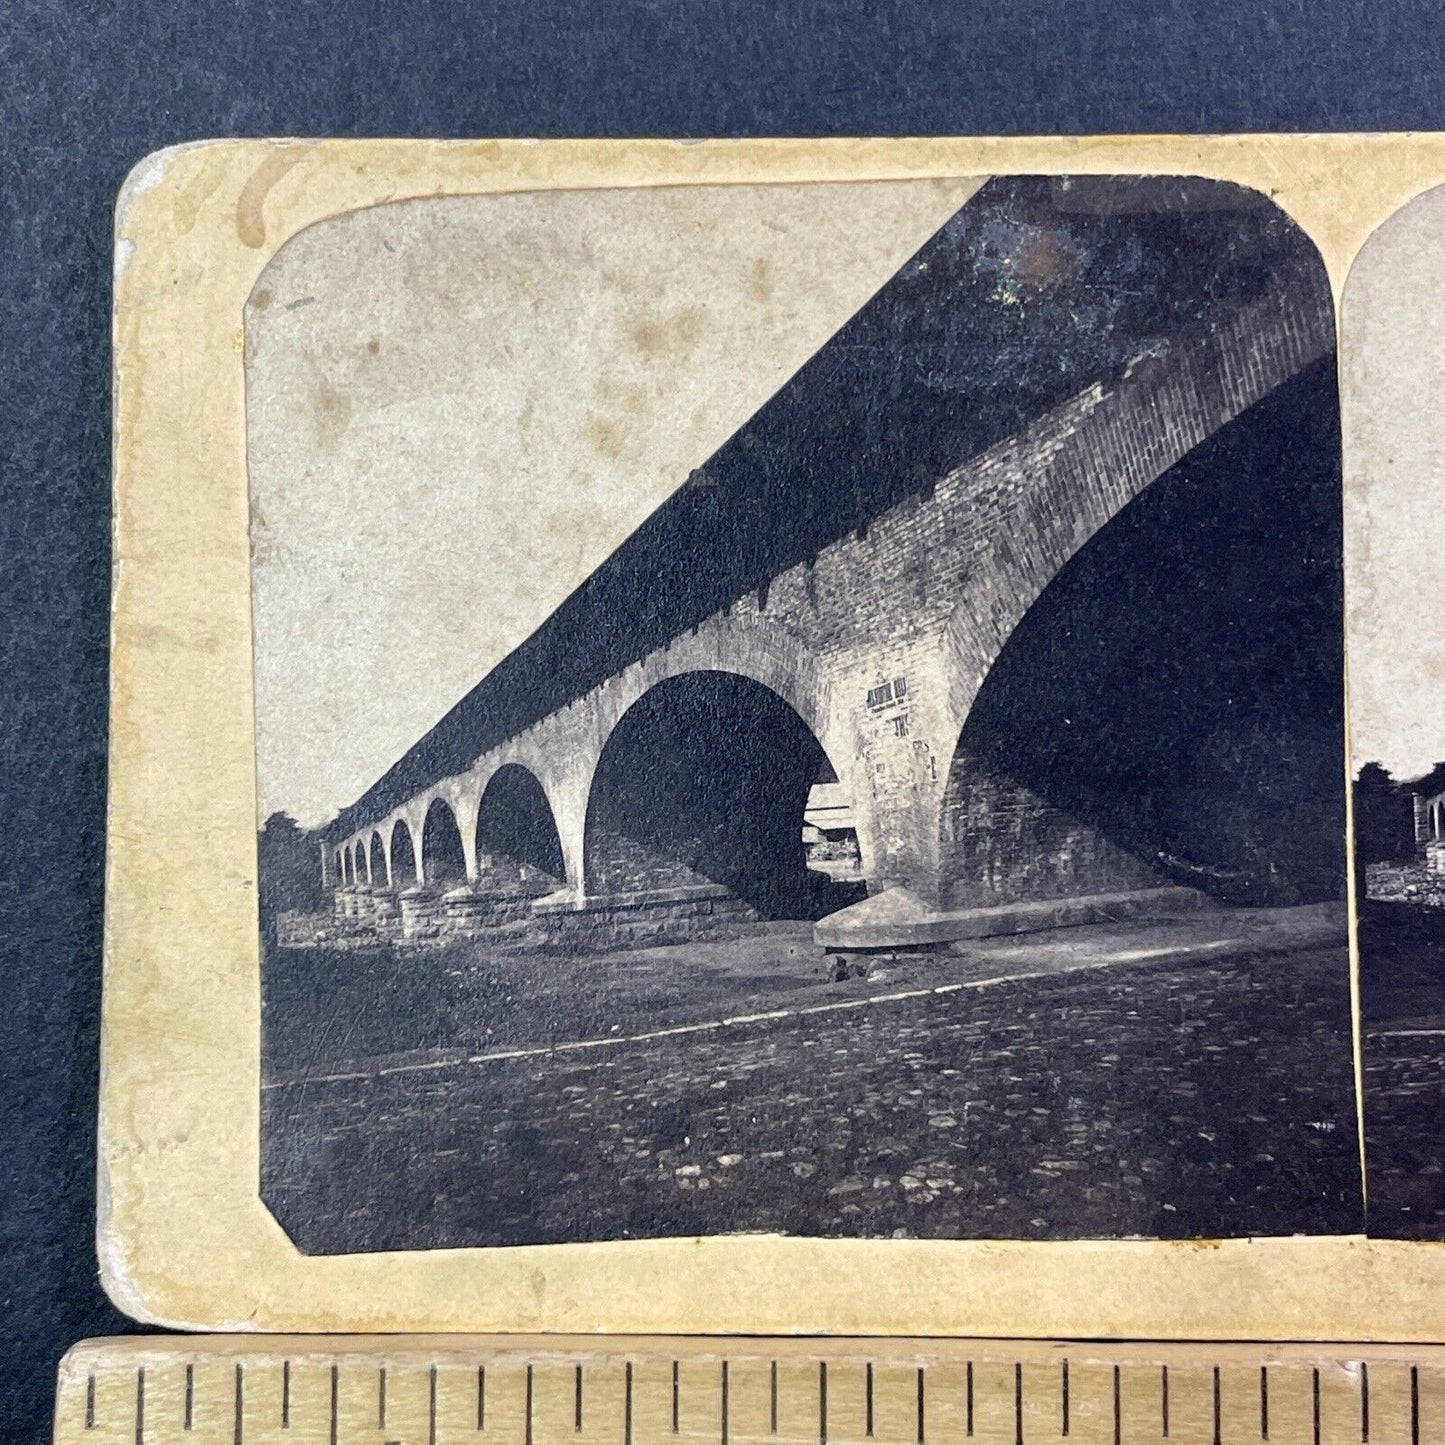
[
  {"left": 389, "top": 820, "right": 418, "bottom": 886},
  {"left": 420, "top": 797, "right": 467, "bottom": 888},
  {"left": 369, "top": 832, "right": 389, "bottom": 886},
  {"left": 476, "top": 764, "right": 565, "bottom": 886},
  {"left": 334, "top": 849, "right": 344, "bottom": 883}
]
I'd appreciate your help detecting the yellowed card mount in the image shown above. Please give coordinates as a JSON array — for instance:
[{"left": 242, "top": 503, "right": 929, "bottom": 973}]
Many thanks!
[{"left": 105, "top": 135, "right": 1445, "bottom": 1339}]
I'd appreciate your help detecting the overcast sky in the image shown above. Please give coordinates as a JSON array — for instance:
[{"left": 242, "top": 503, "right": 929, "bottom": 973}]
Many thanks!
[
  {"left": 247, "top": 179, "right": 982, "bottom": 827},
  {"left": 1344, "top": 182, "right": 1445, "bottom": 784}
]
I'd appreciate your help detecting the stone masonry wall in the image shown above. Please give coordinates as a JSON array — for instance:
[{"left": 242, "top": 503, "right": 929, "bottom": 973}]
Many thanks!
[
  {"left": 335, "top": 288, "right": 1333, "bottom": 914},
  {"left": 938, "top": 751, "right": 1167, "bottom": 910}
]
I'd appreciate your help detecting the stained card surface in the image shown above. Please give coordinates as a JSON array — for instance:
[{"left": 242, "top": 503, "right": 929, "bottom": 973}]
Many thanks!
[
  {"left": 101, "top": 138, "right": 1445, "bottom": 1336},
  {"left": 1342, "top": 183, "right": 1445, "bottom": 1240},
  {"left": 250, "top": 175, "right": 1358, "bottom": 1253}
]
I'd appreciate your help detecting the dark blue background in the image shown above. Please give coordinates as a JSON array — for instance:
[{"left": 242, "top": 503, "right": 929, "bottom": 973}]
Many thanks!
[{"left": 4, "top": 1, "right": 1444, "bottom": 1437}]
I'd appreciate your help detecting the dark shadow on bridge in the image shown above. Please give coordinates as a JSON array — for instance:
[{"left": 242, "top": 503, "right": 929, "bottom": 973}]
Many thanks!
[
  {"left": 940, "top": 354, "right": 1344, "bottom": 910},
  {"left": 477, "top": 764, "right": 565, "bottom": 883},
  {"left": 585, "top": 670, "right": 866, "bottom": 920},
  {"left": 329, "top": 176, "right": 1330, "bottom": 846},
  {"left": 368, "top": 832, "right": 387, "bottom": 885},
  {"left": 421, "top": 797, "right": 466, "bottom": 888}
]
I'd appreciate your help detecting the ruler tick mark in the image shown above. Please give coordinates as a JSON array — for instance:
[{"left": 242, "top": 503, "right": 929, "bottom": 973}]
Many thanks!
[
  {"left": 71, "top": 1342, "right": 1445, "bottom": 1445},
  {"left": 819, "top": 1360, "right": 828, "bottom": 1445}
]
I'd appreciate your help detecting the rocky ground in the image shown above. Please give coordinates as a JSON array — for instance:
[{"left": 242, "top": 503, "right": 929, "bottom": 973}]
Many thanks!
[
  {"left": 1357, "top": 897, "right": 1445, "bottom": 1239},
  {"left": 262, "top": 917, "right": 1360, "bottom": 1253},
  {"left": 1365, "top": 860, "right": 1445, "bottom": 906},
  {"left": 1364, "top": 1031, "right": 1445, "bottom": 1238}
]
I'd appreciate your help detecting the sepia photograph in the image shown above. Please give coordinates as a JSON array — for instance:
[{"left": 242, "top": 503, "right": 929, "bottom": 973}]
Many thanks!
[
  {"left": 1344, "top": 182, "right": 1445, "bottom": 1240},
  {"left": 250, "top": 174, "right": 1360, "bottom": 1254}
]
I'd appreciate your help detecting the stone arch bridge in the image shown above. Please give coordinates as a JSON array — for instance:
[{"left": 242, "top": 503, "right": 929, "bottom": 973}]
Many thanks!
[
  {"left": 319, "top": 178, "right": 1340, "bottom": 951},
  {"left": 325, "top": 326, "right": 1329, "bottom": 942}
]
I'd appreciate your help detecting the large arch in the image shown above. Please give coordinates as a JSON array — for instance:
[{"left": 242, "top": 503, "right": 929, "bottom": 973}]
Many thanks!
[
  {"left": 583, "top": 668, "right": 866, "bottom": 920},
  {"left": 938, "top": 356, "right": 1344, "bottom": 911},
  {"left": 938, "top": 289, "right": 1333, "bottom": 740},
  {"left": 476, "top": 764, "right": 565, "bottom": 885},
  {"left": 419, "top": 797, "right": 467, "bottom": 888}
]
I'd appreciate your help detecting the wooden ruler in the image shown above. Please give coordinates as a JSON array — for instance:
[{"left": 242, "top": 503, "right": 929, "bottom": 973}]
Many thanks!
[{"left": 54, "top": 1337, "right": 1445, "bottom": 1445}]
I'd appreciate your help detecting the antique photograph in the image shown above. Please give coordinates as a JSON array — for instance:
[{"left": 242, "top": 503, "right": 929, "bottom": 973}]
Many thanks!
[
  {"left": 250, "top": 174, "right": 1360, "bottom": 1254},
  {"left": 1344, "top": 182, "right": 1445, "bottom": 1240}
]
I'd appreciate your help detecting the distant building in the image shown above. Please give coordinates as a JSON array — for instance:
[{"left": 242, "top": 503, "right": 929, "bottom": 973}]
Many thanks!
[{"left": 1411, "top": 763, "right": 1445, "bottom": 871}]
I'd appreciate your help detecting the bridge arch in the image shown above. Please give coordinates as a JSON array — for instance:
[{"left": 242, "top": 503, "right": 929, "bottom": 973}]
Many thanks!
[
  {"left": 475, "top": 763, "right": 565, "bottom": 886},
  {"left": 939, "top": 292, "right": 1333, "bottom": 742},
  {"left": 937, "top": 355, "right": 1344, "bottom": 912},
  {"left": 582, "top": 667, "right": 866, "bottom": 920},
  {"left": 387, "top": 817, "right": 419, "bottom": 887},
  {"left": 369, "top": 832, "right": 389, "bottom": 887},
  {"left": 593, "top": 614, "right": 837, "bottom": 765},
  {"left": 419, "top": 797, "right": 467, "bottom": 888}
]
